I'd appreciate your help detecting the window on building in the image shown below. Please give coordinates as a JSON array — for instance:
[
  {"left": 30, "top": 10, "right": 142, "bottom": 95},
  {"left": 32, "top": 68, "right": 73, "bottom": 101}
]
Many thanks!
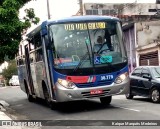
[
  {"left": 102, "top": 9, "right": 117, "bottom": 15},
  {"left": 102, "top": 10, "right": 109, "bottom": 15},
  {"left": 86, "top": 10, "right": 92, "bottom": 15},
  {"left": 86, "top": 9, "right": 98, "bottom": 15},
  {"left": 93, "top": 9, "right": 98, "bottom": 15}
]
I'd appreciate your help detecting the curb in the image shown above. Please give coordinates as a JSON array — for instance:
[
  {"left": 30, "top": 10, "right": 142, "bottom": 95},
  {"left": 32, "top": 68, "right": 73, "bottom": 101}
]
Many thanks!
[
  {"left": 0, "top": 86, "right": 20, "bottom": 90},
  {"left": 0, "top": 100, "right": 10, "bottom": 107},
  {"left": 0, "top": 101, "right": 41, "bottom": 129},
  {"left": 0, "top": 111, "right": 12, "bottom": 120},
  {"left": 0, "top": 100, "right": 11, "bottom": 120}
]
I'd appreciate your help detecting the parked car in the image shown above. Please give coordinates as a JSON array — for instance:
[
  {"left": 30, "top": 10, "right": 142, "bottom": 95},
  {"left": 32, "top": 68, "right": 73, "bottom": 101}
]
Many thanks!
[
  {"left": 9, "top": 75, "right": 20, "bottom": 86},
  {"left": 126, "top": 66, "right": 160, "bottom": 103}
]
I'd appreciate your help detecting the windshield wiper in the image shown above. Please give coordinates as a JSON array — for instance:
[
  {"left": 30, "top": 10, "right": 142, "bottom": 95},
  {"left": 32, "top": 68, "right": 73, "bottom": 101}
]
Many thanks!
[
  {"left": 72, "top": 51, "right": 90, "bottom": 73},
  {"left": 73, "top": 37, "right": 92, "bottom": 73}
]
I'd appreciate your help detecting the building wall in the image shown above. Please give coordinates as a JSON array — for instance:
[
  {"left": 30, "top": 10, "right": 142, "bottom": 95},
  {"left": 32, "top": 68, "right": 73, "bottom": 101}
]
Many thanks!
[
  {"left": 136, "top": 21, "right": 160, "bottom": 47},
  {"left": 134, "top": 20, "right": 160, "bottom": 66},
  {"left": 124, "top": 26, "right": 136, "bottom": 72},
  {"left": 84, "top": 3, "right": 160, "bottom": 15},
  {"left": 83, "top": 2, "right": 160, "bottom": 67},
  {"left": 122, "top": 4, "right": 160, "bottom": 15},
  {"left": 136, "top": 43, "right": 159, "bottom": 66}
]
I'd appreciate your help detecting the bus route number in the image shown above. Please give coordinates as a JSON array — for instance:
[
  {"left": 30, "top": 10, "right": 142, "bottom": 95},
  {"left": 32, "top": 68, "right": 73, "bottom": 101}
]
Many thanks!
[{"left": 101, "top": 75, "right": 113, "bottom": 81}]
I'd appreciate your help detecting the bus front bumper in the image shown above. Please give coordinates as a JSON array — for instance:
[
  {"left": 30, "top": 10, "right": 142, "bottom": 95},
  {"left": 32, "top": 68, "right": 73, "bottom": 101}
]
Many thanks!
[{"left": 54, "top": 77, "right": 130, "bottom": 102}]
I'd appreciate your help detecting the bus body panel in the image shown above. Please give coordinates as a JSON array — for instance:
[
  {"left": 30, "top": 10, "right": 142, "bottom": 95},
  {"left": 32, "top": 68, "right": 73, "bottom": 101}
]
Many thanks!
[
  {"left": 34, "top": 61, "right": 47, "bottom": 98},
  {"left": 16, "top": 16, "right": 129, "bottom": 103},
  {"left": 52, "top": 65, "right": 129, "bottom": 102},
  {"left": 17, "top": 65, "right": 26, "bottom": 92},
  {"left": 55, "top": 77, "right": 129, "bottom": 102}
]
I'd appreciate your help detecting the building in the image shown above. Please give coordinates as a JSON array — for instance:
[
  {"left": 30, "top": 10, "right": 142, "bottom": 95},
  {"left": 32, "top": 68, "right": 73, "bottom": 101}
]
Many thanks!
[
  {"left": 83, "top": 3, "right": 160, "bottom": 16},
  {"left": 77, "top": 1, "right": 160, "bottom": 71}
]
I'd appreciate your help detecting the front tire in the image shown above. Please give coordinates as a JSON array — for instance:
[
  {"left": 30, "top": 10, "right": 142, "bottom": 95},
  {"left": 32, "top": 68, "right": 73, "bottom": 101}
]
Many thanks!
[
  {"left": 43, "top": 86, "right": 57, "bottom": 110},
  {"left": 125, "top": 93, "right": 134, "bottom": 99},
  {"left": 100, "top": 96, "right": 112, "bottom": 105},
  {"left": 150, "top": 88, "right": 160, "bottom": 103}
]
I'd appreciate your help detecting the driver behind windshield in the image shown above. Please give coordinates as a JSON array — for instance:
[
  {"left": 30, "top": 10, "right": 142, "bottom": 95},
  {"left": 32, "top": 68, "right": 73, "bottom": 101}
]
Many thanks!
[{"left": 94, "top": 32, "right": 112, "bottom": 54}]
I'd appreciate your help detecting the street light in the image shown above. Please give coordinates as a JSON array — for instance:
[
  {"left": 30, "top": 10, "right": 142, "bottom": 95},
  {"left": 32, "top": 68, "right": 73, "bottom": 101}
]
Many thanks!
[{"left": 46, "top": 0, "right": 51, "bottom": 19}]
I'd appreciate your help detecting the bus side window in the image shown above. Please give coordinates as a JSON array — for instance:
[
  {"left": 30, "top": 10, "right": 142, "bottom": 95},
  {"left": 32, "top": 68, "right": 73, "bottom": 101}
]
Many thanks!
[
  {"left": 36, "top": 48, "right": 43, "bottom": 62},
  {"left": 34, "top": 32, "right": 43, "bottom": 62},
  {"left": 29, "top": 38, "right": 35, "bottom": 51},
  {"left": 34, "top": 33, "right": 42, "bottom": 49}
]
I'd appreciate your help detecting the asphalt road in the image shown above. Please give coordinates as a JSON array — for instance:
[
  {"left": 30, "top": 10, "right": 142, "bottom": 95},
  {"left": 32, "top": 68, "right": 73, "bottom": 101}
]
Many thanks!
[{"left": 0, "top": 86, "right": 160, "bottom": 129}]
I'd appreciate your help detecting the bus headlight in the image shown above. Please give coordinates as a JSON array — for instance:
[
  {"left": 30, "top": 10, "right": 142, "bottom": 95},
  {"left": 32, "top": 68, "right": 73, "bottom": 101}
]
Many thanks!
[
  {"left": 58, "top": 78, "right": 76, "bottom": 89},
  {"left": 114, "top": 72, "right": 128, "bottom": 84}
]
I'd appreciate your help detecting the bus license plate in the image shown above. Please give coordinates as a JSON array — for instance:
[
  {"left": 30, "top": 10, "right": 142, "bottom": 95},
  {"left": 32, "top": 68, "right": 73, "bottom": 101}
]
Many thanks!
[{"left": 90, "top": 89, "right": 103, "bottom": 95}]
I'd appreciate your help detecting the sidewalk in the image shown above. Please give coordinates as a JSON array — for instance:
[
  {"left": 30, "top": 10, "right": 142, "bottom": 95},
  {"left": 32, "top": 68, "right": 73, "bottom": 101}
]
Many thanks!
[{"left": 0, "top": 100, "right": 41, "bottom": 129}]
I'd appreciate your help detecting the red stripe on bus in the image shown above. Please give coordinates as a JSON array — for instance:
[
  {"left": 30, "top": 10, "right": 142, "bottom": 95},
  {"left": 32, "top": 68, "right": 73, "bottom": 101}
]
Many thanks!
[
  {"left": 66, "top": 76, "right": 89, "bottom": 83},
  {"left": 92, "top": 76, "right": 96, "bottom": 82}
]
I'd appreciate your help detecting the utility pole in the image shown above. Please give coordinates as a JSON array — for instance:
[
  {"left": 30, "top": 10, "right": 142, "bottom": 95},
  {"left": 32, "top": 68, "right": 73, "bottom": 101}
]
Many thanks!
[
  {"left": 46, "top": 0, "right": 51, "bottom": 19},
  {"left": 79, "top": 0, "right": 83, "bottom": 15}
]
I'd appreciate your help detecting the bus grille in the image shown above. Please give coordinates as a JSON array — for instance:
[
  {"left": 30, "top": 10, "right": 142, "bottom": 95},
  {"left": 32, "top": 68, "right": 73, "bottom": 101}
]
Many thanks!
[
  {"left": 81, "top": 89, "right": 111, "bottom": 98},
  {"left": 76, "top": 80, "right": 112, "bottom": 88}
]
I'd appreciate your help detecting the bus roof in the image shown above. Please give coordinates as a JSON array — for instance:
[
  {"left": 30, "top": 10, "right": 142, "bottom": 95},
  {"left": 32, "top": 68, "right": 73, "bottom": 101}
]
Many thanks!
[
  {"left": 27, "top": 15, "right": 120, "bottom": 38},
  {"left": 47, "top": 15, "right": 119, "bottom": 24}
]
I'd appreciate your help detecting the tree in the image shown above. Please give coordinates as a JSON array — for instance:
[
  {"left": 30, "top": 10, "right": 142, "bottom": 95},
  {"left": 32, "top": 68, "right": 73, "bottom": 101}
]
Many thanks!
[
  {"left": 0, "top": 0, "right": 40, "bottom": 63},
  {"left": 1, "top": 59, "right": 18, "bottom": 84}
]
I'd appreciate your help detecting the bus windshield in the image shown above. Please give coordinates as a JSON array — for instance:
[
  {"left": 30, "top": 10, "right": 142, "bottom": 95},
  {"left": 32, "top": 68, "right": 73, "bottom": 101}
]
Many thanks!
[{"left": 49, "top": 21, "right": 127, "bottom": 72}]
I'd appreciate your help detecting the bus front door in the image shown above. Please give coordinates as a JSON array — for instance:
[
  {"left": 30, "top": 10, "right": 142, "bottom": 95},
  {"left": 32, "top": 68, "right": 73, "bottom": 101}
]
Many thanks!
[{"left": 24, "top": 45, "right": 35, "bottom": 95}]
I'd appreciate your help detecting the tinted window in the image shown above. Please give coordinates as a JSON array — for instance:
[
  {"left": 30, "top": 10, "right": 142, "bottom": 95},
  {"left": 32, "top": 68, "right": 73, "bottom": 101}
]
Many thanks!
[
  {"left": 142, "top": 69, "right": 151, "bottom": 77},
  {"left": 132, "top": 68, "right": 142, "bottom": 76},
  {"left": 151, "top": 67, "right": 160, "bottom": 78},
  {"left": 35, "top": 48, "right": 43, "bottom": 62},
  {"left": 34, "top": 33, "right": 42, "bottom": 48}
]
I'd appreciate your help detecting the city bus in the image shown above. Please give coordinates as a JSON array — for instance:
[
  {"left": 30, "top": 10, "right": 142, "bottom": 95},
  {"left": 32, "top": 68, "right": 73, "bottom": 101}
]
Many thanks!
[{"left": 16, "top": 16, "right": 129, "bottom": 109}]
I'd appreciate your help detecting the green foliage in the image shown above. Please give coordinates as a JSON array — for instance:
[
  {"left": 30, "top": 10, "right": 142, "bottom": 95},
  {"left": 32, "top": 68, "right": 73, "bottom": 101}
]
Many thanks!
[
  {"left": 0, "top": 0, "right": 40, "bottom": 63},
  {"left": 1, "top": 60, "right": 18, "bottom": 82}
]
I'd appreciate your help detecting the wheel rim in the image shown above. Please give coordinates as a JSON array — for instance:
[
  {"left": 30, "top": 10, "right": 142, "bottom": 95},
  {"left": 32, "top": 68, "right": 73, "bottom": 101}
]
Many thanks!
[
  {"left": 152, "top": 89, "right": 159, "bottom": 102},
  {"left": 126, "top": 93, "right": 130, "bottom": 97}
]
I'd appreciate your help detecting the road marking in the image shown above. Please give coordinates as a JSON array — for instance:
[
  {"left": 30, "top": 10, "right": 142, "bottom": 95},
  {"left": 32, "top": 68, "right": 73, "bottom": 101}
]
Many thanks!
[{"left": 113, "top": 105, "right": 141, "bottom": 112}]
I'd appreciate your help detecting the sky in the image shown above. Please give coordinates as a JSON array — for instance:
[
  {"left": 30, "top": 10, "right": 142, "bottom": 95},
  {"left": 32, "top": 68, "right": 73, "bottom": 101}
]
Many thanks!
[{"left": 19, "top": 0, "right": 156, "bottom": 32}]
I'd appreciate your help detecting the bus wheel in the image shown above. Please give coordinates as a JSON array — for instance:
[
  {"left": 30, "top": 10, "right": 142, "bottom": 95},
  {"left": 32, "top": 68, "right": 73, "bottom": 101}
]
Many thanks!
[
  {"left": 43, "top": 87, "right": 57, "bottom": 110},
  {"left": 100, "top": 96, "right": 112, "bottom": 105},
  {"left": 50, "top": 102, "right": 58, "bottom": 110}
]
